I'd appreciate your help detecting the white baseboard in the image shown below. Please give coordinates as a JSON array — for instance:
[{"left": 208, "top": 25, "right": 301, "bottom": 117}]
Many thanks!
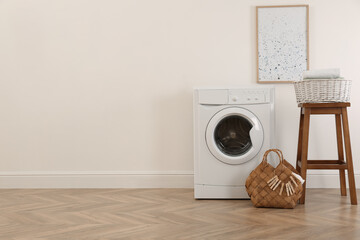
[
  {"left": 0, "top": 171, "right": 194, "bottom": 188},
  {"left": 0, "top": 171, "right": 359, "bottom": 188}
]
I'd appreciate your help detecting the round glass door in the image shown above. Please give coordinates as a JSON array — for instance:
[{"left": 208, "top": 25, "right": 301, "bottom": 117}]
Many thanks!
[
  {"left": 214, "top": 115, "right": 253, "bottom": 156},
  {"left": 206, "top": 107, "right": 264, "bottom": 165}
]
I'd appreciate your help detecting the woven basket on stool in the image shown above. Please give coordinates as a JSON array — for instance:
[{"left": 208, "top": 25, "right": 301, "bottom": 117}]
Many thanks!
[
  {"left": 245, "top": 149, "right": 303, "bottom": 209},
  {"left": 294, "top": 79, "right": 351, "bottom": 103}
]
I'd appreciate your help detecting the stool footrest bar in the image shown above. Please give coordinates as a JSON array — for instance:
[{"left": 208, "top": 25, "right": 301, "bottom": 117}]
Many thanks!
[
  {"left": 307, "top": 163, "right": 347, "bottom": 170},
  {"left": 297, "top": 161, "right": 347, "bottom": 170},
  {"left": 307, "top": 160, "right": 344, "bottom": 164}
]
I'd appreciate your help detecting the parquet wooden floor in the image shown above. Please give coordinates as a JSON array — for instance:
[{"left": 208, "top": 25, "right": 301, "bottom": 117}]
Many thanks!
[{"left": 0, "top": 188, "right": 359, "bottom": 239}]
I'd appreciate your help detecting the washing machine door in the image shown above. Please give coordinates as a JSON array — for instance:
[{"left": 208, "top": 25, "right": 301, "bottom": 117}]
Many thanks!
[{"left": 205, "top": 107, "right": 264, "bottom": 165}]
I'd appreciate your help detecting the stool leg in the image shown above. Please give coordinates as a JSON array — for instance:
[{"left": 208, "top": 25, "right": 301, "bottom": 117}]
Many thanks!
[
  {"left": 300, "top": 108, "right": 310, "bottom": 204},
  {"left": 296, "top": 109, "right": 304, "bottom": 174},
  {"left": 335, "top": 114, "right": 346, "bottom": 196},
  {"left": 341, "top": 108, "right": 357, "bottom": 205}
]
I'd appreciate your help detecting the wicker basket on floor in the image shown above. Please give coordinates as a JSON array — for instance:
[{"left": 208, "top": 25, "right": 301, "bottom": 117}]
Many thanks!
[
  {"left": 294, "top": 79, "right": 351, "bottom": 104},
  {"left": 245, "top": 149, "right": 303, "bottom": 209}
]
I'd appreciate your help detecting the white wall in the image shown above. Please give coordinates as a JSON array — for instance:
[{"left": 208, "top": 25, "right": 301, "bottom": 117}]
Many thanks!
[{"left": 0, "top": 0, "right": 359, "bottom": 187}]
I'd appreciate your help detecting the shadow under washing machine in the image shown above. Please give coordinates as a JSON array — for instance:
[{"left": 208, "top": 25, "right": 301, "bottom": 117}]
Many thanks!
[{"left": 194, "top": 87, "right": 275, "bottom": 199}]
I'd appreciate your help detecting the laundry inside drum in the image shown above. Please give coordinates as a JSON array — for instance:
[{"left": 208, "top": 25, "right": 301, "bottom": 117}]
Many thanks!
[{"left": 214, "top": 115, "right": 253, "bottom": 156}]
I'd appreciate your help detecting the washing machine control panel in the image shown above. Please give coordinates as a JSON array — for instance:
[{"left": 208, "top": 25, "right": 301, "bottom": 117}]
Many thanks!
[{"left": 228, "top": 89, "right": 270, "bottom": 104}]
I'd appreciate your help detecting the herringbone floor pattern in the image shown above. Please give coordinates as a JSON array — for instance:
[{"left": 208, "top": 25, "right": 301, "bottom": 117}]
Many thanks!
[{"left": 0, "top": 189, "right": 359, "bottom": 239}]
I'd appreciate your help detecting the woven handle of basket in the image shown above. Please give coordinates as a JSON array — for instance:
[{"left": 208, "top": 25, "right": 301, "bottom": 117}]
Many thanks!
[{"left": 262, "top": 149, "right": 284, "bottom": 164}]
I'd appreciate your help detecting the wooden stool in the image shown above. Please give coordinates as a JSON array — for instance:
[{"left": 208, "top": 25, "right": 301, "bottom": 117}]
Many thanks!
[{"left": 296, "top": 103, "right": 357, "bottom": 205}]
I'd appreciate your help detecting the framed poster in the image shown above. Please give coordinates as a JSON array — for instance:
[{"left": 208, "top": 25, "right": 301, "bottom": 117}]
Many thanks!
[{"left": 256, "top": 5, "right": 309, "bottom": 83}]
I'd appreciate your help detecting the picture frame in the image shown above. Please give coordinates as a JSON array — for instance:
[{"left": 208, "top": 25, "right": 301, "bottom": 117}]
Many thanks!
[{"left": 256, "top": 5, "right": 309, "bottom": 83}]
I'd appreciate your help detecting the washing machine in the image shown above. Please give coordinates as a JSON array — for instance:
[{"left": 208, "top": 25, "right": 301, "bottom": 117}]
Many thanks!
[{"left": 193, "top": 87, "right": 275, "bottom": 199}]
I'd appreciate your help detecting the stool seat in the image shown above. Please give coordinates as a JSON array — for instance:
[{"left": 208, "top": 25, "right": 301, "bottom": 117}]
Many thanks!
[
  {"left": 299, "top": 103, "right": 350, "bottom": 107},
  {"left": 296, "top": 102, "right": 357, "bottom": 205}
]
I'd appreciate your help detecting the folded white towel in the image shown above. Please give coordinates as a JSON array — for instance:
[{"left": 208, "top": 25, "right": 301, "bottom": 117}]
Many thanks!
[
  {"left": 302, "top": 77, "right": 344, "bottom": 80},
  {"left": 303, "top": 68, "right": 340, "bottom": 79}
]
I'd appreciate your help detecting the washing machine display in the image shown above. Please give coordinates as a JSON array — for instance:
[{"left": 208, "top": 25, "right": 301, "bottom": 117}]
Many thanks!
[{"left": 205, "top": 107, "right": 264, "bottom": 165}]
